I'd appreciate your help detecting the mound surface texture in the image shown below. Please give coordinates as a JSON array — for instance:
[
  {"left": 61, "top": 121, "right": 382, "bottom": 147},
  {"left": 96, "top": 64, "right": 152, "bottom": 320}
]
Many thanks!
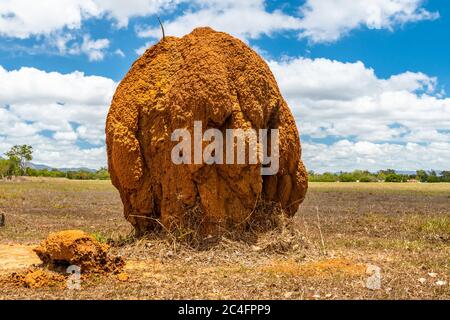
[{"left": 106, "top": 27, "right": 308, "bottom": 236}]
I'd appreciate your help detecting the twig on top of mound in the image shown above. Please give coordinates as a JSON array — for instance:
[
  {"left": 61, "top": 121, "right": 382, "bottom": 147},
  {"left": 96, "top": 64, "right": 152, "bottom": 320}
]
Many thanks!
[{"left": 157, "top": 16, "right": 165, "bottom": 40}]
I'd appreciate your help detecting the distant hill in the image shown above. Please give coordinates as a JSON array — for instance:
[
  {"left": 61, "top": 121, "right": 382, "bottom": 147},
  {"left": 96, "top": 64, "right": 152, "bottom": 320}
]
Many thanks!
[
  {"left": 395, "top": 170, "right": 417, "bottom": 175},
  {"left": 396, "top": 170, "right": 443, "bottom": 176},
  {"left": 1, "top": 158, "right": 442, "bottom": 176},
  {"left": 26, "top": 162, "right": 96, "bottom": 173}
]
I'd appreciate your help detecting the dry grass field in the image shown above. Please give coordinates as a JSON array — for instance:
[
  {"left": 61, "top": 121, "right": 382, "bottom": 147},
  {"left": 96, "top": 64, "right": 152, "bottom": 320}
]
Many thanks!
[{"left": 0, "top": 178, "right": 449, "bottom": 299}]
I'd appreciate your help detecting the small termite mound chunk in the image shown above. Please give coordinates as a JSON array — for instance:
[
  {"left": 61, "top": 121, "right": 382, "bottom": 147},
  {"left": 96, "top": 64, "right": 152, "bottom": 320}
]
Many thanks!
[
  {"left": 33, "top": 230, "right": 124, "bottom": 273},
  {"left": 106, "top": 27, "right": 308, "bottom": 237}
]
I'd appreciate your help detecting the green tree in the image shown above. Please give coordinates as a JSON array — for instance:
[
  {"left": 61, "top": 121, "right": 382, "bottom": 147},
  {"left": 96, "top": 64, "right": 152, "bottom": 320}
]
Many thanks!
[
  {"left": 352, "top": 170, "right": 376, "bottom": 182},
  {"left": 339, "top": 172, "right": 357, "bottom": 182},
  {"left": 0, "top": 159, "right": 9, "bottom": 179},
  {"left": 94, "top": 167, "right": 110, "bottom": 180},
  {"left": 416, "top": 170, "right": 428, "bottom": 182},
  {"left": 440, "top": 171, "right": 450, "bottom": 182},
  {"left": 0, "top": 158, "right": 19, "bottom": 178},
  {"left": 5, "top": 145, "right": 33, "bottom": 176},
  {"left": 427, "top": 170, "right": 439, "bottom": 183},
  {"left": 385, "top": 173, "right": 404, "bottom": 182}
]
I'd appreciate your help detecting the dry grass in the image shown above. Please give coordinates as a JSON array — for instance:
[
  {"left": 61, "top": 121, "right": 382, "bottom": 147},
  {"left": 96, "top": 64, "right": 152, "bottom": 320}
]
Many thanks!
[{"left": 0, "top": 179, "right": 449, "bottom": 299}]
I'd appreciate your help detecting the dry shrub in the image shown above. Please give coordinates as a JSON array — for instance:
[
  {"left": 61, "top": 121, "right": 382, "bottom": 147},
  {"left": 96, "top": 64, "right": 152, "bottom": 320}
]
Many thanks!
[{"left": 115, "top": 197, "right": 314, "bottom": 254}]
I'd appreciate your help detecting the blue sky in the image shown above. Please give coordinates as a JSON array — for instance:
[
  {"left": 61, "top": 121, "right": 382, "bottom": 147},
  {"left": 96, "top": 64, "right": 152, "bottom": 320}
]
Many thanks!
[{"left": 0, "top": 0, "right": 449, "bottom": 172}]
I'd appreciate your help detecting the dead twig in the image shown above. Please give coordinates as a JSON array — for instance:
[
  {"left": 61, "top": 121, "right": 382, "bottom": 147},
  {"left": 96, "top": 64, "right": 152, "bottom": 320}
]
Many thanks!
[{"left": 157, "top": 16, "right": 165, "bottom": 40}]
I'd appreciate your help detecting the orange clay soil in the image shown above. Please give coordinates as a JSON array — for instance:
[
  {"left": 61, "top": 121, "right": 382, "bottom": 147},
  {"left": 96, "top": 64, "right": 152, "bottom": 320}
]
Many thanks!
[
  {"left": 8, "top": 269, "right": 67, "bottom": 289},
  {"left": 106, "top": 27, "right": 308, "bottom": 237},
  {"left": 33, "top": 230, "right": 124, "bottom": 273}
]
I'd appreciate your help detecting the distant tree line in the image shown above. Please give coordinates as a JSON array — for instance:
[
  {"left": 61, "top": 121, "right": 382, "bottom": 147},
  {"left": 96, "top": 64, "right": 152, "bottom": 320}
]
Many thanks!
[
  {"left": 308, "top": 169, "right": 450, "bottom": 183},
  {"left": 2, "top": 145, "right": 448, "bottom": 183},
  {"left": 25, "top": 167, "right": 110, "bottom": 180},
  {"left": 0, "top": 145, "right": 110, "bottom": 180}
]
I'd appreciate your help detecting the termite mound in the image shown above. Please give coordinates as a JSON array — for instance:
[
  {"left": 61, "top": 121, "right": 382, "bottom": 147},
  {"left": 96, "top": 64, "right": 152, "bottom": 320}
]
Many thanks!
[
  {"left": 1, "top": 230, "right": 125, "bottom": 289},
  {"left": 33, "top": 230, "right": 124, "bottom": 273},
  {"left": 106, "top": 27, "right": 308, "bottom": 238}
]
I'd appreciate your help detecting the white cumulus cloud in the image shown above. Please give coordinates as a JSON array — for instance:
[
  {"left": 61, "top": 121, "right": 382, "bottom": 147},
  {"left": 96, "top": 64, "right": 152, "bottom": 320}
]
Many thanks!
[
  {"left": 69, "top": 35, "right": 110, "bottom": 61},
  {"left": 303, "top": 141, "right": 450, "bottom": 173},
  {"left": 0, "top": 65, "right": 116, "bottom": 168},
  {"left": 136, "top": 0, "right": 438, "bottom": 43},
  {"left": 0, "top": 0, "right": 178, "bottom": 38},
  {"left": 136, "top": 0, "right": 302, "bottom": 40},
  {"left": 0, "top": 0, "right": 440, "bottom": 59},
  {"left": 298, "top": 0, "right": 439, "bottom": 43},
  {"left": 268, "top": 57, "right": 450, "bottom": 172}
]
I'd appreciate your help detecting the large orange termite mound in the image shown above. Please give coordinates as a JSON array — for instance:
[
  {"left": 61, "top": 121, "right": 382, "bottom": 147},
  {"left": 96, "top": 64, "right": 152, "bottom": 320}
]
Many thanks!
[{"left": 106, "top": 27, "right": 308, "bottom": 237}]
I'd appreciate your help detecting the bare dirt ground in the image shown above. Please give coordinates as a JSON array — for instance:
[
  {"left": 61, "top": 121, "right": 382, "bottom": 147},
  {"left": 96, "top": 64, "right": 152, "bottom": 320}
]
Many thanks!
[{"left": 0, "top": 178, "right": 448, "bottom": 299}]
